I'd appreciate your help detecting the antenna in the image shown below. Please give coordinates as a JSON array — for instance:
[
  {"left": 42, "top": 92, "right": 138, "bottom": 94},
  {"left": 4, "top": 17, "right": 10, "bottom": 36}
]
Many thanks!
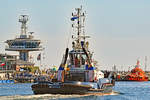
[
  {"left": 19, "top": 15, "right": 29, "bottom": 35},
  {"left": 145, "top": 56, "right": 147, "bottom": 72}
]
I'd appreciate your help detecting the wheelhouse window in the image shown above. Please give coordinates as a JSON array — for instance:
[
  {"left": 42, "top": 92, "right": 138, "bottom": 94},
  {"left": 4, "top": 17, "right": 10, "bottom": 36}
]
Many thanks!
[{"left": 69, "top": 51, "right": 88, "bottom": 68}]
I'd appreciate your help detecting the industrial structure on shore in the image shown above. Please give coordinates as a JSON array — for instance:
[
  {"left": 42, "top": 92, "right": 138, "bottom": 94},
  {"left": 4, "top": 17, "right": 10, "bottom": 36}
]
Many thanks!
[{"left": 5, "top": 15, "right": 42, "bottom": 71}]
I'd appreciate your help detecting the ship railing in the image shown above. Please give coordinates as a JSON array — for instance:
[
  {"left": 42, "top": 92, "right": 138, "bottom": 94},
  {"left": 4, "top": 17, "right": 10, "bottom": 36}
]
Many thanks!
[
  {"left": 69, "top": 68, "right": 87, "bottom": 74},
  {"left": 15, "top": 76, "right": 35, "bottom": 79},
  {"left": 70, "top": 65, "right": 85, "bottom": 69},
  {"left": 6, "top": 58, "right": 16, "bottom": 61},
  {"left": 0, "top": 70, "right": 16, "bottom": 73}
]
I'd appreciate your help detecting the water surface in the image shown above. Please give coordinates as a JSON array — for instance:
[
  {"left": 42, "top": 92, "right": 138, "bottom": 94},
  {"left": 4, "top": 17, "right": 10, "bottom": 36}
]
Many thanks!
[{"left": 0, "top": 82, "right": 150, "bottom": 100}]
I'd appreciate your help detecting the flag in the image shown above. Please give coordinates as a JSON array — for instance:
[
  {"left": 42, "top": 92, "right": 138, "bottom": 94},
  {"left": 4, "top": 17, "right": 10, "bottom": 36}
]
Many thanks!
[
  {"left": 37, "top": 53, "right": 41, "bottom": 60},
  {"left": 0, "top": 63, "right": 5, "bottom": 67},
  {"left": 71, "top": 16, "right": 78, "bottom": 21}
]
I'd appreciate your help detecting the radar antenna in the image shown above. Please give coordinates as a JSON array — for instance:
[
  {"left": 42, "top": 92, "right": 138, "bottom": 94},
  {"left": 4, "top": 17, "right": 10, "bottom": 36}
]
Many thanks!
[{"left": 19, "top": 15, "right": 28, "bottom": 35}]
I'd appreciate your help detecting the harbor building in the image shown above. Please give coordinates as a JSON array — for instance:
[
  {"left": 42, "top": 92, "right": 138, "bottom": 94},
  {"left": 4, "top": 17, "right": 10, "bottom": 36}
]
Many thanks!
[
  {"left": 5, "top": 15, "right": 42, "bottom": 70},
  {"left": 0, "top": 53, "right": 17, "bottom": 71},
  {"left": 0, "top": 53, "right": 16, "bottom": 80}
]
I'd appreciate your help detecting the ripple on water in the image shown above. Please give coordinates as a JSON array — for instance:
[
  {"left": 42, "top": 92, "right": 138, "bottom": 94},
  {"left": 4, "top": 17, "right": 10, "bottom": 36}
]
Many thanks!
[{"left": 0, "top": 82, "right": 150, "bottom": 100}]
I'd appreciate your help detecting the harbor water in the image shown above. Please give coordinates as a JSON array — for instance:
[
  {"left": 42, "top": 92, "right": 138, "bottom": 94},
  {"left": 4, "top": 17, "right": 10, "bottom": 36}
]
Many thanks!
[{"left": 0, "top": 82, "right": 150, "bottom": 100}]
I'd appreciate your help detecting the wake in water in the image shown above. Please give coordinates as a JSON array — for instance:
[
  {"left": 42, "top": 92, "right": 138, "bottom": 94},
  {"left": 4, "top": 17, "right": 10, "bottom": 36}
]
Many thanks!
[
  {"left": 0, "top": 91, "right": 120, "bottom": 100},
  {"left": 0, "top": 94, "right": 90, "bottom": 100}
]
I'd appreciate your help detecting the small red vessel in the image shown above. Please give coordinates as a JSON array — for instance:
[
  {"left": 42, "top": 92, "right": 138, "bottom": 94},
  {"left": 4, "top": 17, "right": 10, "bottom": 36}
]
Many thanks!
[{"left": 126, "top": 60, "right": 148, "bottom": 81}]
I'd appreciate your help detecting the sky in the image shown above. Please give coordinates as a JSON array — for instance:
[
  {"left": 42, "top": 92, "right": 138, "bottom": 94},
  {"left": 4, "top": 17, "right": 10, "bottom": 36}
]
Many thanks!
[{"left": 0, "top": 0, "right": 150, "bottom": 71}]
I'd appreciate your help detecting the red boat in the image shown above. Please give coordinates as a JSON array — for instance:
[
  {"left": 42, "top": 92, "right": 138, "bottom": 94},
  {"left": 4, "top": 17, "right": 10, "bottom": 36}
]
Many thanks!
[{"left": 125, "top": 60, "right": 148, "bottom": 81}]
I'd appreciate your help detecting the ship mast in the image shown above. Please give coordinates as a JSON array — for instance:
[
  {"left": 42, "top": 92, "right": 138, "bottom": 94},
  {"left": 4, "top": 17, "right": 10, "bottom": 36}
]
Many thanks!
[
  {"left": 77, "top": 7, "right": 81, "bottom": 43},
  {"left": 71, "top": 6, "right": 89, "bottom": 50},
  {"left": 71, "top": 6, "right": 93, "bottom": 66}
]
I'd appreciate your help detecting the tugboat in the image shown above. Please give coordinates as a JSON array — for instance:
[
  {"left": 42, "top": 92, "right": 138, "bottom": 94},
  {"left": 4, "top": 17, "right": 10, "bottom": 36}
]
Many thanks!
[
  {"left": 125, "top": 60, "right": 148, "bottom": 81},
  {"left": 32, "top": 6, "right": 115, "bottom": 95}
]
